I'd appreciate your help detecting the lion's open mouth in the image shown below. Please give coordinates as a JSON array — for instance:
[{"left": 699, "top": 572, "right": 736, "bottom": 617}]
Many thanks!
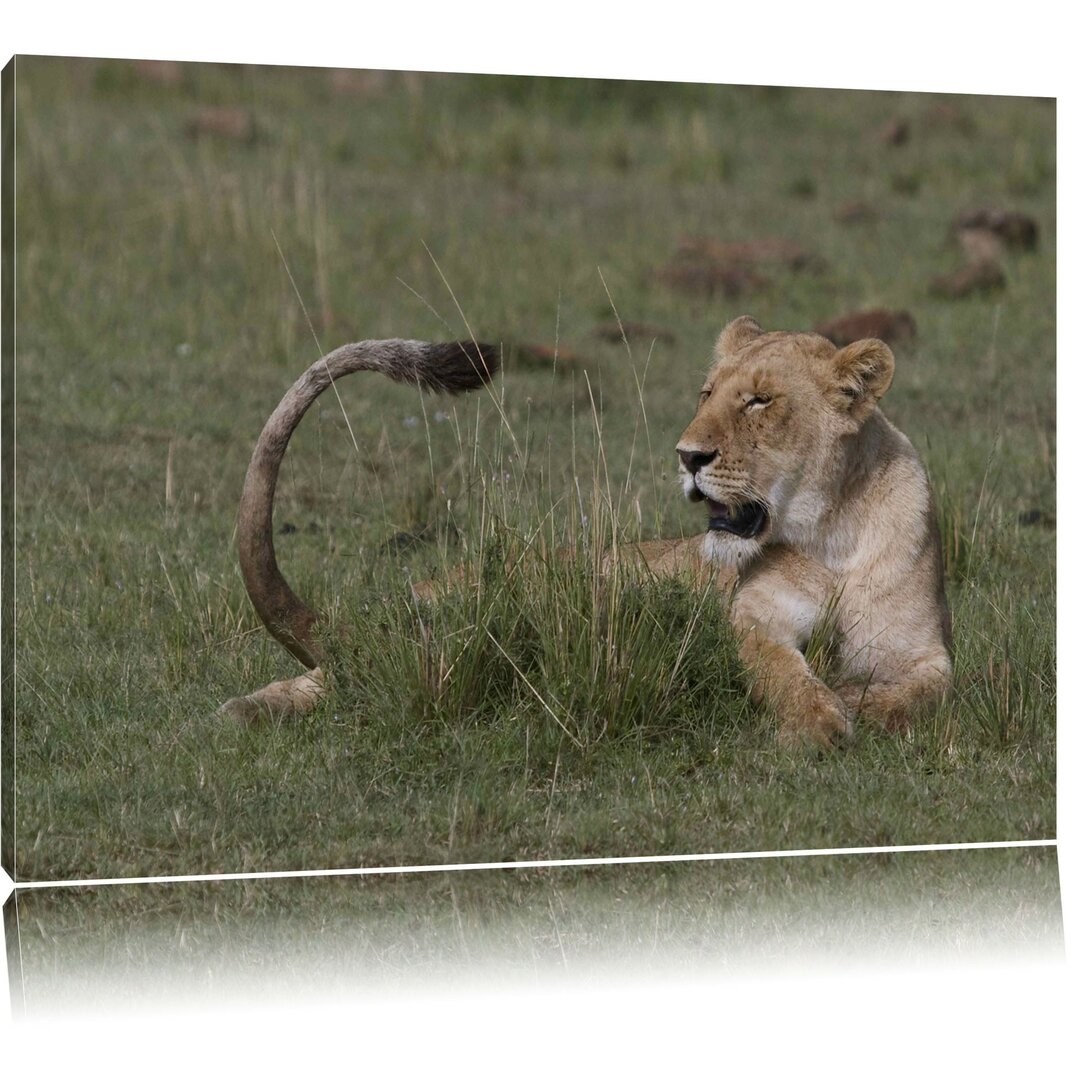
[{"left": 705, "top": 499, "right": 769, "bottom": 539}]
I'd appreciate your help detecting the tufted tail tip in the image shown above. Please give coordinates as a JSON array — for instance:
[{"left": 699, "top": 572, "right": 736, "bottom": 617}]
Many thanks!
[{"left": 421, "top": 340, "right": 500, "bottom": 394}]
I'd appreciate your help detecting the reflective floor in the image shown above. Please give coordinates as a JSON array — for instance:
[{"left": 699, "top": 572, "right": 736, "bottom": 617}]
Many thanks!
[{"left": 4, "top": 846, "right": 1062, "bottom": 1018}]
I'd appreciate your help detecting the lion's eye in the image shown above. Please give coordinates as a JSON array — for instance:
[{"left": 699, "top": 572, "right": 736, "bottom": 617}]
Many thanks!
[
  {"left": 745, "top": 393, "right": 771, "bottom": 410},
  {"left": 698, "top": 388, "right": 712, "bottom": 404}
]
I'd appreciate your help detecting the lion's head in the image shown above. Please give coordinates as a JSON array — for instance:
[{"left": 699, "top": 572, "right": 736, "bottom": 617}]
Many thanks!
[{"left": 676, "top": 315, "right": 895, "bottom": 566}]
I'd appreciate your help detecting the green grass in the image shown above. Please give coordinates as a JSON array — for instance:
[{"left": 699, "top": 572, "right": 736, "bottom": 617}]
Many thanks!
[{"left": 7, "top": 58, "right": 1055, "bottom": 880}]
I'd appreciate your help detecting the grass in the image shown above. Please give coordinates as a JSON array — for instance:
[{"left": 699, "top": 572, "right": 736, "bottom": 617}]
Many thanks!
[{"left": 5, "top": 57, "right": 1056, "bottom": 880}]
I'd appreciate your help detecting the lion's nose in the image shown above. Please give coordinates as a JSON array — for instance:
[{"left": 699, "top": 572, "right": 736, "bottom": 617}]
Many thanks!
[{"left": 678, "top": 448, "right": 718, "bottom": 474}]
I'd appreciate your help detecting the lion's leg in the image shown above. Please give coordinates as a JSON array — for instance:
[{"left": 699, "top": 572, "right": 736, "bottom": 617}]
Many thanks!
[
  {"left": 612, "top": 535, "right": 735, "bottom": 589},
  {"left": 412, "top": 535, "right": 729, "bottom": 599},
  {"left": 737, "top": 622, "right": 853, "bottom": 748},
  {"left": 835, "top": 653, "right": 951, "bottom": 733},
  {"left": 219, "top": 667, "right": 327, "bottom": 723},
  {"left": 732, "top": 560, "right": 849, "bottom": 748}
]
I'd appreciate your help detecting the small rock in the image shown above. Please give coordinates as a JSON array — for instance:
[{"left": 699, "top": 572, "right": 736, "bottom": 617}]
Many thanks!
[
  {"left": 279, "top": 522, "right": 298, "bottom": 535},
  {"left": 930, "top": 259, "right": 1006, "bottom": 299},
  {"left": 656, "top": 235, "right": 822, "bottom": 299},
  {"left": 1018, "top": 509, "right": 1055, "bottom": 528},
  {"left": 185, "top": 106, "right": 258, "bottom": 144},
  {"left": 878, "top": 118, "right": 910, "bottom": 146},
  {"left": 676, "top": 236, "right": 822, "bottom": 273},
  {"left": 815, "top": 308, "right": 917, "bottom": 348},
  {"left": 593, "top": 320, "right": 676, "bottom": 346},
  {"left": 131, "top": 59, "right": 185, "bottom": 87},
  {"left": 957, "top": 227, "right": 1006, "bottom": 263},
  {"left": 952, "top": 207, "right": 1038, "bottom": 251},
  {"left": 654, "top": 259, "right": 768, "bottom": 299}
]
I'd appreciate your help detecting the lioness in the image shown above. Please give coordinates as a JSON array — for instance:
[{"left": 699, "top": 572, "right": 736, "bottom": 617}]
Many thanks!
[{"left": 221, "top": 317, "right": 952, "bottom": 747}]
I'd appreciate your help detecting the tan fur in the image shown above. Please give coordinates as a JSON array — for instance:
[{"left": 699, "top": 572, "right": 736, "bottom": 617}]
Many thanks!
[
  {"left": 667, "top": 316, "right": 951, "bottom": 746},
  {"left": 222, "top": 319, "right": 951, "bottom": 748},
  {"left": 218, "top": 338, "right": 498, "bottom": 721}
]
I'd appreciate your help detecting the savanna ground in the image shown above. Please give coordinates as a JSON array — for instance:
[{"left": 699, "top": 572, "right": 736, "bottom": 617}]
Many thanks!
[{"left": 4, "top": 57, "right": 1055, "bottom": 880}]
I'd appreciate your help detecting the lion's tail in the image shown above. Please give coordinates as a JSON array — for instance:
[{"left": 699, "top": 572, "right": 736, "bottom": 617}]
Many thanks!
[{"left": 236, "top": 339, "right": 500, "bottom": 667}]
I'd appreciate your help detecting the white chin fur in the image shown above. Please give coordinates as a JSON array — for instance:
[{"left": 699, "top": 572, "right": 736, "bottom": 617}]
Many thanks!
[{"left": 700, "top": 529, "right": 763, "bottom": 569}]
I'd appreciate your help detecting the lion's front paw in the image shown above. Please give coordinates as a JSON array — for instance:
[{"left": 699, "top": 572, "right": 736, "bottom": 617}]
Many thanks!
[
  {"left": 836, "top": 681, "right": 914, "bottom": 734},
  {"left": 776, "top": 685, "right": 853, "bottom": 750}
]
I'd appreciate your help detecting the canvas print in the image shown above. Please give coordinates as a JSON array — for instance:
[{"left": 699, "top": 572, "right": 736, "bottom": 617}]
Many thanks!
[{"left": 1, "top": 57, "right": 1055, "bottom": 882}]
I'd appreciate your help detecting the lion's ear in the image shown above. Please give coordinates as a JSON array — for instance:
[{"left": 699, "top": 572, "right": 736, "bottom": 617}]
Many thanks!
[
  {"left": 714, "top": 315, "right": 763, "bottom": 359},
  {"left": 831, "top": 338, "right": 894, "bottom": 419}
]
